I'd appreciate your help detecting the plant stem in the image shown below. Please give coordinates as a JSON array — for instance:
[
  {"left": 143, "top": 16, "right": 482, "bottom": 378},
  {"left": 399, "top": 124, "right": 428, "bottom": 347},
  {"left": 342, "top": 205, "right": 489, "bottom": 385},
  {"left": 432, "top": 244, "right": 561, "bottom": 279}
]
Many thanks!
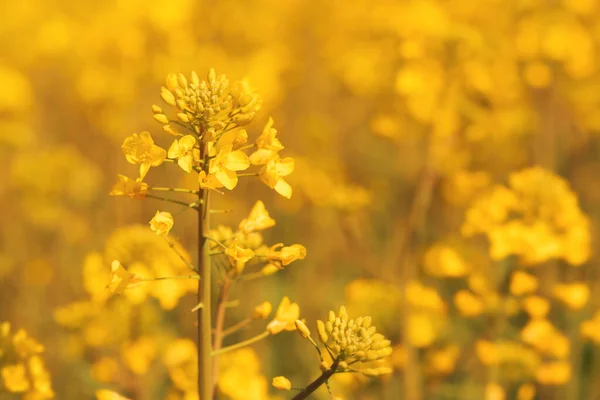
[
  {"left": 150, "top": 187, "right": 200, "bottom": 194},
  {"left": 211, "top": 331, "right": 270, "bottom": 356},
  {"left": 221, "top": 318, "right": 252, "bottom": 337},
  {"left": 146, "top": 194, "right": 198, "bottom": 208},
  {"left": 164, "top": 236, "right": 199, "bottom": 274},
  {"left": 292, "top": 358, "right": 340, "bottom": 400},
  {"left": 212, "top": 277, "right": 233, "bottom": 389},
  {"left": 140, "top": 275, "right": 200, "bottom": 281},
  {"left": 198, "top": 148, "right": 213, "bottom": 400}
]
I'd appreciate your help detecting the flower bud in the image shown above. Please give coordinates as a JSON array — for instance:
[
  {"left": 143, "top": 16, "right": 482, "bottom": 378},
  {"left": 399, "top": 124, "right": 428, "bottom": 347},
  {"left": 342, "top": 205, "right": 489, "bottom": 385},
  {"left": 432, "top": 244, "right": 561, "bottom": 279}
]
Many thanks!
[
  {"left": 272, "top": 376, "right": 291, "bottom": 390},
  {"left": 295, "top": 320, "right": 311, "bottom": 339}
]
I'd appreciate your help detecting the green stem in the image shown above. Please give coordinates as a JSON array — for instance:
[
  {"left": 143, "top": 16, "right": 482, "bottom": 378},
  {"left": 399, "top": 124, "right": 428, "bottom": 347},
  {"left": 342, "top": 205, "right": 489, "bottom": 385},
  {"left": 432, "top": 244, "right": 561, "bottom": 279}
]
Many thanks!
[
  {"left": 198, "top": 151, "right": 213, "bottom": 400},
  {"left": 211, "top": 331, "right": 270, "bottom": 356},
  {"left": 204, "top": 236, "right": 228, "bottom": 249},
  {"left": 140, "top": 275, "right": 200, "bottom": 281},
  {"left": 150, "top": 187, "right": 200, "bottom": 194},
  {"left": 164, "top": 236, "right": 199, "bottom": 274},
  {"left": 236, "top": 172, "right": 258, "bottom": 177},
  {"left": 146, "top": 194, "right": 199, "bottom": 208},
  {"left": 221, "top": 318, "right": 252, "bottom": 337},
  {"left": 236, "top": 271, "right": 265, "bottom": 282}
]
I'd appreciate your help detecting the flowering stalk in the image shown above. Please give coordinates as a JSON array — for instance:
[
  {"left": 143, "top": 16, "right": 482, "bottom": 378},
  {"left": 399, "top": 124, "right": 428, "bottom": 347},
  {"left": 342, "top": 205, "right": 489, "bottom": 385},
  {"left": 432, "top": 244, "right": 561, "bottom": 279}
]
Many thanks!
[{"left": 110, "top": 70, "right": 306, "bottom": 399}]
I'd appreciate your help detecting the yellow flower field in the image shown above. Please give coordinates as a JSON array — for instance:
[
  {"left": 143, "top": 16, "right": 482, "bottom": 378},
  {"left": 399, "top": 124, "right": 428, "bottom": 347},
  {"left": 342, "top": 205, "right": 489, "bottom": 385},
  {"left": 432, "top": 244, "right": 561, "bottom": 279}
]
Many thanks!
[{"left": 2, "top": 0, "right": 600, "bottom": 399}]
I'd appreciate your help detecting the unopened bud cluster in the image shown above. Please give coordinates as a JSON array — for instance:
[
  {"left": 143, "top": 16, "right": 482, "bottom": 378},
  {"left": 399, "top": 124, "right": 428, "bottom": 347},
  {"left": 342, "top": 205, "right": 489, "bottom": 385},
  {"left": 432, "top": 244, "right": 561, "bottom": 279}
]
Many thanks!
[
  {"left": 316, "top": 306, "right": 392, "bottom": 375},
  {"left": 153, "top": 70, "right": 262, "bottom": 140}
]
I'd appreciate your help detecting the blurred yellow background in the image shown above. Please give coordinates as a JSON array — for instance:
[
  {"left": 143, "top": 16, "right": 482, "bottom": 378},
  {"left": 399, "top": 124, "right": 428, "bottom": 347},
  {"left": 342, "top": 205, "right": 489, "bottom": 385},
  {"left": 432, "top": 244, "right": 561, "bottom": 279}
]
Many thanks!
[{"left": 2, "top": 0, "right": 600, "bottom": 399}]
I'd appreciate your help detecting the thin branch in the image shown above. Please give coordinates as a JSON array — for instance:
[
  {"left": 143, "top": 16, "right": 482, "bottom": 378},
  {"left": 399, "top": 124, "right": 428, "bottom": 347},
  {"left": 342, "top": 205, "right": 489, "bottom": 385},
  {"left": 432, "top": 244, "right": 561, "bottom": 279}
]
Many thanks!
[
  {"left": 164, "top": 236, "right": 199, "bottom": 274},
  {"left": 146, "top": 194, "right": 199, "bottom": 208},
  {"left": 221, "top": 318, "right": 252, "bottom": 337},
  {"left": 211, "top": 331, "right": 270, "bottom": 356}
]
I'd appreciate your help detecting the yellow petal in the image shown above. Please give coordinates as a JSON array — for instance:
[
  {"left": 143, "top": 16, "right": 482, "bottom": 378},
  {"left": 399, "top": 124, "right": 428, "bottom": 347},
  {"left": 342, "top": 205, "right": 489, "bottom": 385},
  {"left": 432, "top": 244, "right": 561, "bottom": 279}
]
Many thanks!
[
  {"left": 216, "top": 169, "right": 238, "bottom": 190},
  {"left": 225, "top": 150, "right": 250, "bottom": 171},
  {"left": 276, "top": 157, "right": 295, "bottom": 176},
  {"left": 167, "top": 139, "right": 180, "bottom": 159},
  {"left": 274, "top": 179, "right": 292, "bottom": 198}
]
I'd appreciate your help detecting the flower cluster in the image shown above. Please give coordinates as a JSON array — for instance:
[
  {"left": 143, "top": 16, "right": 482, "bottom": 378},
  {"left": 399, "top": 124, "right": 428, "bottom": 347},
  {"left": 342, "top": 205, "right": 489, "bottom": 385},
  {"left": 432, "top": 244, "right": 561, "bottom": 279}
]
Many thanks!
[
  {"left": 208, "top": 201, "right": 306, "bottom": 278},
  {"left": 0, "top": 322, "right": 54, "bottom": 398},
  {"left": 315, "top": 306, "right": 392, "bottom": 375},
  {"left": 462, "top": 166, "right": 591, "bottom": 266}
]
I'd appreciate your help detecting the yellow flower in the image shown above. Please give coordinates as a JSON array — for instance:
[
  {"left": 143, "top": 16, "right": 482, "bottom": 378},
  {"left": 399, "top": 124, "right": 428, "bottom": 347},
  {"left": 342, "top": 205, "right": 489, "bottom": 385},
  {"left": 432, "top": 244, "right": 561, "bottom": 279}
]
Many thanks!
[
  {"left": 209, "top": 144, "right": 250, "bottom": 190},
  {"left": 107, "top": 260, "right": 140, "bottom": 294},
  {"left": 239, "top": 201, "right": 276, "bottom": 233},
  {"left": 581, "top": 312, "right": 600, "bottom": 343},
  {"left": 522, "top": 296, "right": 550, "bottom": 318},
  {"left": 252, "top": 301, "right": 272, "bottom": 319},
  {"left": 485, "top": 383, "right": 505, "bottom": 400},
  {"left": 109, "top": 174, "right": 148, "bottom": 199},
  {"left": 517, "top": 383, "right": 536, "bottom": 400},
  {"left": 259, "top": 156, "right": 294, "bottom": 198},
  {"left": 552, "top": 283, "right": 589, "bottom": 310},
  {"left": 267, "top": 243, "right": 307, "bottom": 266},
  {"left": 149, "top": 211, "right": 174, "bottom": 236},
  {"left": 1, "top": 363, "right": 29, "bottom": 392},
  {"left": 272, "top": 376, "right": 291, "bottom": 390},
  {"left": 267, "top": 297, "right": 300, "bottom": 334},
  {"left": 225, "top": 239, "right": 255, "bottom": 273},
  {"left": 249, "top": 117, "right": 284, "bottom": 165},
  {"left": 424, "top": 244, "right": 470, "bottom": 277},
  {"left": 96, "top": 390, "right": 132, "bottom": 400},
  {"left": 121, "top": 131, "right": 166, "bottom": 180},
  {"left": 198, "top": 170, "right": 224, "bottom": 190},
  {"left": 509, "top": 271, "right": 539, "bottom": 296},
  {"left": 168, "top": 135, "right": 196, "bottom": 173},
  {"left": 536, "top": 361, "right": 571, "bottom": 385},
  {"left": 122, "top": 337, "right": 157, "bottom": 375},
  {"left": 454, "top": 290, "right": 485, "bottom": 317}
]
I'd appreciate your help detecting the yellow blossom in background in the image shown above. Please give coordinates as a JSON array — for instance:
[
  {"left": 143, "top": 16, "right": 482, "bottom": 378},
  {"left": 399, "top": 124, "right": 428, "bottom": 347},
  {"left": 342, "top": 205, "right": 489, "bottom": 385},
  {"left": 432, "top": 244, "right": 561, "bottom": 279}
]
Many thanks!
[
  {"left": 272, "top": 376, "right": 291, "bottom": 390},
  {"left": 462, "top": 167, "right": 591, "bottom": 266},
  {"left": 0, "top": 323, "right": 54, "bottom": 398},
  {"left": 91, "top": 357, "right": 119, "bottom": 383},
  {"left": 121, "top": 131, "right": 166, "bottom": 180},
  {"left": 510, "top": 271, "right": 539, "bottom": 296},
  {"left": 522, "top": 296, "right": 551, "bottom": 319},
  {"left": 424, "top": 345, "right": 460, "bottom": 376},
  {"left": 517, "top": 384, "right": 536, "bottom": 400},
  {"left": 252, "top": 301, "right": 272, "bottom": 320},
  {"left": 424, "top": 244, "right": 470, "bottom": 277},
  {"left": 218, "top": 349, "right": 268, "bottom": 400},
  {"left": 454, "top": 290, "right": 485, "bottom": 317},
  {"left": 168, "top": 135, "right": 197, "bottom": 173},
  {"left": 150, "top": 211, "right": 174, "bottom": 236},
  {"left": 521, "top": 319, "right": 570, "bottom": 359},
  {"left": 122, "top": 337, "right": 157, "bottom": 375},
  {"left": 109, "top": 175, "right": 148, "bottom": 199},
  {"left": 96, "top": 389, "right": 132, "bottom": 400},
  {"left": 2, "top": 363, "right": 29, "bottom": 392},
  {"left": 267, "top": 297, "right": 300, "bottom": 334},
  {"left": 552, "top": 283, "right": 590, "bottom": 310},
  {"left": 485, "top": 383, "right": 505, "bottom": 400},
  {"left": 536, "top": 361, "right": 571, "bottom": 385}
]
